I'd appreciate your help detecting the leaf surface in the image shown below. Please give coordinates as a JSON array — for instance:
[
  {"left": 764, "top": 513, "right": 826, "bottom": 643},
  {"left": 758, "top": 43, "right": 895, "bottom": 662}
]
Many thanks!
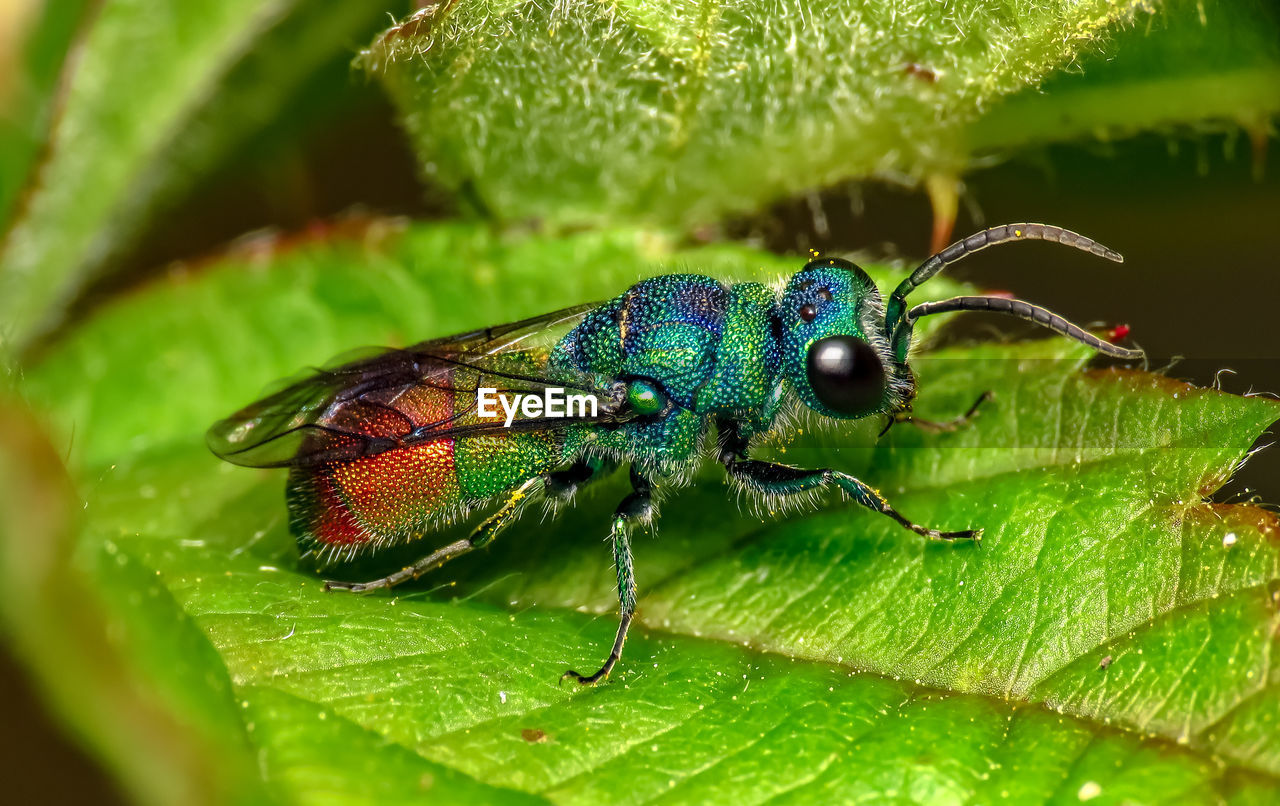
[
  {"left": 364, "top": 1, "right": 1280, "bottom": 230},
  {"left": 12, "top": 223, "right": 1280, "bottom": 804},
  {"left": 970, "top": 0, "right": 1280, "bottom": 153}
]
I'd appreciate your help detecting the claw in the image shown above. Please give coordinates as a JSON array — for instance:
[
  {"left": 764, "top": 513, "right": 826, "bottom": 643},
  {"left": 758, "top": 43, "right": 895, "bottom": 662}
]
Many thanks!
[
  {"left": 917, "top": 526, "right": 983, "bottom": 542},
  {"left": 878, "top": 414, "right": 895, "bottom": 438},
  {"left": 560, "top": 668, "right": 609, "bottom": 686},
  {"left": 323, "top": 579, "right": 376, "bottom": 593}
]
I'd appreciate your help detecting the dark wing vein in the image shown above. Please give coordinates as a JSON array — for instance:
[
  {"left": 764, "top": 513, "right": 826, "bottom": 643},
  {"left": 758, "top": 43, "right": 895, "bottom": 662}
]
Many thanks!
[{"left": 207, "top": 303, "right": 624, "bottom": 469}]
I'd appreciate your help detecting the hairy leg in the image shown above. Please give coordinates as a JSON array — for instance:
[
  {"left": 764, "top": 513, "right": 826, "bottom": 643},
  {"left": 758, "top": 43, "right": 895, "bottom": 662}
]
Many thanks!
[
  {"left": 718, "top": 423, "right": 980, "bottom": 541},
  {"left": 896, "top": 391, "right": 993, "bottom": 434},
  {"left": 561, "top": 466, "right": 651, "bottom": 685},
  {"left": 544, "top": 456, "right": 619, "bottom": 501},
  {"left": 324, "top": 475, "right": 542, "bottom": 593},
  {"left": 880, "top": 388, "right": 988, "bottom": 434},
  {"left": 880, "top": 390, "right": 993, "bottom": 436}
]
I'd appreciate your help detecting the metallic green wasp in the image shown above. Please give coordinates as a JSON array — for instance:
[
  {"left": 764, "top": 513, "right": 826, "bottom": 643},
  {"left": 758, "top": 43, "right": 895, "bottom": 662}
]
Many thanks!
[{"left": 208, "top": 224, "right": 1141, "bottom": 684}]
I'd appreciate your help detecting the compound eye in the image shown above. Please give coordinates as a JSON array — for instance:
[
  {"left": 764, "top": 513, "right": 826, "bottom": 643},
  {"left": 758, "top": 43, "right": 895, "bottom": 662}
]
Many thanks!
[{"left": 805, "top": 335, "right": 886, "bottom": 416}]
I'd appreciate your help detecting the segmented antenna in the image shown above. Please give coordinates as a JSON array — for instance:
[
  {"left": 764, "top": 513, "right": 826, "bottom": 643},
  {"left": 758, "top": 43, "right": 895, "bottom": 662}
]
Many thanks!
[
  {"left": 886, "top": 223, "right": 1132, "bottom": 362},
  {"left": 907, "top": 296, "right": 1144, "bottom": 360}
]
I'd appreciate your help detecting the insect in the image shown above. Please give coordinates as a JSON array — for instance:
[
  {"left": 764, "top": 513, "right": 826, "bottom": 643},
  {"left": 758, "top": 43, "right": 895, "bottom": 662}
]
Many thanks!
[{"left": 208, "top": 223, "right": 1142, "bottom": 685}]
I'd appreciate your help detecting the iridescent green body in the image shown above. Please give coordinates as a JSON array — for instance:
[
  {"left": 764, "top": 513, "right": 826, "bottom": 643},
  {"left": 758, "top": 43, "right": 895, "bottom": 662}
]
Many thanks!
[
  {"left": 549, "top": 275, "right": 784, "bottom": 470},
  {"left": 208, "top": 224, "right": 1143, "bottom": 684}
]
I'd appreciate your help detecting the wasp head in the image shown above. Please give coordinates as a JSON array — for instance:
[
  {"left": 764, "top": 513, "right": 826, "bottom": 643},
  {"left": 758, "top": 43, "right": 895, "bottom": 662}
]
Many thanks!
[{"left": 777, "top": 258, "right": 914, "bottom": 421}]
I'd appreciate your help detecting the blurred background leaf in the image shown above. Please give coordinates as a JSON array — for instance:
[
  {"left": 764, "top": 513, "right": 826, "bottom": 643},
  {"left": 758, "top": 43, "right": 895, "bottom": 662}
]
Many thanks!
[
  {"left": 0, "top": 396, "right": 268, "bottom": 806},
  {"left": 0, "top": 0, "right": 412, "bottom": 354},
  {"left": 0, "top": 0, "right": 90, "bottom": 228},
  {"left": 364, "top": 0, "right": 1279, "bottom": 238},
  {"left": 969, "top": 0, "right": 1280, "bottom": 158}
]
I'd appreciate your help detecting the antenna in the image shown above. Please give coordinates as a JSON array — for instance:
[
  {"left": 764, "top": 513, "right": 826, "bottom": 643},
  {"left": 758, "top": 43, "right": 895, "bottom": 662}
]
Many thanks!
[
  {"left": 907, "top": 296, "right": 1143, "bottom": 360},
  {"left": 886, "top": 224, "right": 1135, "bottom": 361}
]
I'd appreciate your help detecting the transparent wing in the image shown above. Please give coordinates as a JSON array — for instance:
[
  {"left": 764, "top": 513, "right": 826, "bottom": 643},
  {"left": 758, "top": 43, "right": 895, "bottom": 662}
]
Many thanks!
[{"left": 206, "top": 303, "right": 622, "bottom": 468}]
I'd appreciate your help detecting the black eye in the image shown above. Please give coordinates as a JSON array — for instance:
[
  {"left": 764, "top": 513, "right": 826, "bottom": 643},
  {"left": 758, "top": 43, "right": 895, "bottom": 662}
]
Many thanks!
[
  {"left": 798, "top": 304, "right": 817, "bottom": 323},
  {"left": 805, "top": 335, "right": 886, "bottom": 416}
]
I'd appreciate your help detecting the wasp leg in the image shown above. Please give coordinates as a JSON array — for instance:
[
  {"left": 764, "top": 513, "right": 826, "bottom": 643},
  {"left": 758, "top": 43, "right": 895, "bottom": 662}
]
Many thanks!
[
  {"left": 544, "top": 456, "right": 619, "bottom": 502},
  {"left": 721, "top": 450, "right": 981, "bottom": 541},
  {"left": 561, "top": 467, "right": 649, "bottom": 686},
  {"left": 324, "top": 476, "right": 541, "bottom": 594},
  {"left": 888, "top": 390, "right": 993, "bottom": 435}
]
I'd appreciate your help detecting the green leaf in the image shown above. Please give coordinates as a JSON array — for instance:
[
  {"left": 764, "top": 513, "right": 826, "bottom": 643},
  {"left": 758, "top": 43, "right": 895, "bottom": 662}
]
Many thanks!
[
  {"left": 0, "top": 0, "right": 92, "bottom": 227},
  {"left": 364, "top": 0, "right": 1148, "bottom": 228},
  {"left": 0, "top": 397, "right": 269, "bottom": 806},
  {"left": 363, "top": 1, "right": 1279, "bottom": 230},
  {"left": 0, "top": 0, "right": 405, "bottom": 352},
  {"left": 14, "top": 223, "right": 1280, "bottom": 803},
  {"left": 970, "top": 0, "right": 1280, "bottom": 155}
]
